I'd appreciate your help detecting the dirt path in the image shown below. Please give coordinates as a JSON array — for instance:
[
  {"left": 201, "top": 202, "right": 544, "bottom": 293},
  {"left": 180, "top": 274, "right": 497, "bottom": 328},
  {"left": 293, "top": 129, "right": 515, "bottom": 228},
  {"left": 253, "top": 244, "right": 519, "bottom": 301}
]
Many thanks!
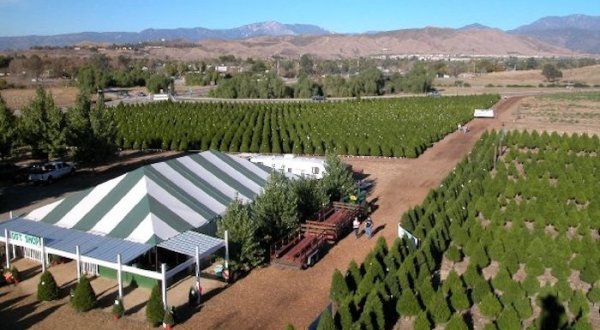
[
  {"left": 174, "top": 98, "right": 518, "bottom": 330},
  {"left": 0, "top": 98, "right": 520, "bottom": 330}
]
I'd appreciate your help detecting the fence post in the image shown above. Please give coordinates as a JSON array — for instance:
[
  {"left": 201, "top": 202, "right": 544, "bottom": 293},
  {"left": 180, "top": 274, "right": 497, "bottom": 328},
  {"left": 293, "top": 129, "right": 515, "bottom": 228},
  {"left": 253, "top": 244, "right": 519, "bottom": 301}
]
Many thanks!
[
  {"left": 161, "top": 263, "right": 167, "bottom": 308},
  {"left": 4, "top": 229, "right": 9, "bottom": 268},
  {"left": 41, "top": 237, "right": 46, "bottom": 272},
  {"left": 76, "top": 245, "right": 81, "bottom": 282},
  {"left": 117, "top": 254, "right": 123, "bottom": 299}
]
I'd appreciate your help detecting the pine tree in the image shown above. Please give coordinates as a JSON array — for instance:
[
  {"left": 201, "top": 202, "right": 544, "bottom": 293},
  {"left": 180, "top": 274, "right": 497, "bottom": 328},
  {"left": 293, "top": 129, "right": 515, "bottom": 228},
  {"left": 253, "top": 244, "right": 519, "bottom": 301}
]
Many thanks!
[
  {"left": 330, "top": 269, "right": 350, "bottom": 305},
  {"left": 253, "top": 173, "right": 299, "bottom": 243},
  {"left": 586, "top": 286, "right": 600, "bottom": 303},
  {"left": 284, "top": 324, "right": 296, "bottom": 330},
  {"left": 496, "top": 307, "right": 521, "bottom": 329},
  {"left": 320, "top": 153, "right": 355, "bottom": 202},
  {"left": 316, "top": 308, "right": 335, "bottom": 330},
  {"left": 396, "top": 289, "right": 421, "bottom": 316},
  {"left": 145, "top": 284, "right": 164, "bottom": 326},
  {"left": 37, "top": 270, "right": 59, "bottom": 301},
  {"left": 428, "top": 291, "right": 451, "bottom": 324},
  {"left": 347, "top": 259, "right": 362, "bottom": 292},
  {"left": 479, "top": 292, "right": 502, "bottom": 319},
  {"left": 450, "top": 285, "right": 471, "bottom": 312},
  {"left": 71, "top": 276, "right": 96, "bottom": 312},
  {"left": 569, "top": 290, "right": 590, "bottom": 318},
  {"left": 336, "top": 298, "right": 354, "bottom": 330},
  {"left": 217, "top": 198, "right": 263, "bottom": 273},
  {"left": 446, "top": 313, "right": 468, "bottom": 330},
  {"left": 19, "top": 86, "right": 58, "bottom": 159},
  {"left": 413, "top": 311, "right": 431, "bottom": 330},
  {"left": 571, "top": 316, "right": 593, "bottom": 330}
]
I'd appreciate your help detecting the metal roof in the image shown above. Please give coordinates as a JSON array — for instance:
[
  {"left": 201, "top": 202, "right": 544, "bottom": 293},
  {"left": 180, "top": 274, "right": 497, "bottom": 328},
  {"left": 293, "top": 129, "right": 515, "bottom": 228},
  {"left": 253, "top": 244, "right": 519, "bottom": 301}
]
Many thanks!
[
  {"left": 157, "top": 230, "right": 225, "bottom": 258},
  {"left": 0, "top": 218, "right": 152, "bottom": 264}
]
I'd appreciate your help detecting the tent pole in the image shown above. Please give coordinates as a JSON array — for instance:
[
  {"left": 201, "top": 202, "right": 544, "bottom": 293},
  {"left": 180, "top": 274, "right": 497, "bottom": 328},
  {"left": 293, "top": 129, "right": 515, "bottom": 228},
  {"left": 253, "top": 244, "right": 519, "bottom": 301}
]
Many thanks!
[
  {"left": 224, "top": 230, "right": 229, "bottom": 273},
  {"left": 161, "top": 263, "right": 167, "bottom": 308},
  {"left": 117, "top": 254, "right": 123, "bottom": 299},
  {"left": 76, "top": 245, "right": 81, "bottom": 282},
  {"left": 41, "top": 237, "right": 46, "bottom": 273},
  {"left": 195, "top": 246, "right": 199, "bottom": 279},
  {"left": 4, "top": 229, "right": 10, "bottom": 268}
]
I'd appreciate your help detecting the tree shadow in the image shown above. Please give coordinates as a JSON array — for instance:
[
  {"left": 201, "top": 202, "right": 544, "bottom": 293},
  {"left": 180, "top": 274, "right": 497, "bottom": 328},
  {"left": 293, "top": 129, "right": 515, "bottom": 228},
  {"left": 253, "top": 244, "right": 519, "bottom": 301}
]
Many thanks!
[
  {"left": 539, "top": 294, "right": 567, "bottom": 330},
  {"left": 16, "top": 302, "right": 64, "bottom": 330},
  {"left": 172, "top": 286, "right": 228, "bottom": 325},
  {"left": 372, "top": 224, "right": 386, "bottom": 236},
  {"left": 19, "top": 264, "right": 42, "bottom": 280}
]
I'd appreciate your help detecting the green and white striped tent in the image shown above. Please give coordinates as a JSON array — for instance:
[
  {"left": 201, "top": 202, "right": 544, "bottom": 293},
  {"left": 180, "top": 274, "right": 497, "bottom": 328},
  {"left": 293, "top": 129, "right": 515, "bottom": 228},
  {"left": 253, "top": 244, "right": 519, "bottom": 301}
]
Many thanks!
[{"left": 25, "top": 151, "right": 270, "bottom": 245}]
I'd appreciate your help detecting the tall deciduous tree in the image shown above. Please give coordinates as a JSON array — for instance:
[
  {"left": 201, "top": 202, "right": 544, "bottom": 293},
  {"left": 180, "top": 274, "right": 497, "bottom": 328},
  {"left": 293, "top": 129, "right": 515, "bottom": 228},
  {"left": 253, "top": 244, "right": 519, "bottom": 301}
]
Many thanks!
[
  {"left": 217, "top": 198, "right": 263, "bottom": 272},
  {"left": 542, "top": 64, "right": 563, "bottom": 82},
  {"left": 253, "top": 173, "right": 299, "bottom": 242},
  {"left": 0, "top": 96, "right": 16, "bottom": 158}
]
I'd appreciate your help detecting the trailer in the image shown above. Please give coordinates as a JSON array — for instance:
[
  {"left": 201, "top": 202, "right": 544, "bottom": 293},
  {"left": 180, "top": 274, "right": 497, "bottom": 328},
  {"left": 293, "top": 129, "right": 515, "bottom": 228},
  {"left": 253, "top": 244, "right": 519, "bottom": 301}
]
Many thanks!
[
  {"left": 474, "top": 109, "right": 495, "bottom": 118},
  {"left": 270, "top": 202, "right": 365, "bottom": 269}
]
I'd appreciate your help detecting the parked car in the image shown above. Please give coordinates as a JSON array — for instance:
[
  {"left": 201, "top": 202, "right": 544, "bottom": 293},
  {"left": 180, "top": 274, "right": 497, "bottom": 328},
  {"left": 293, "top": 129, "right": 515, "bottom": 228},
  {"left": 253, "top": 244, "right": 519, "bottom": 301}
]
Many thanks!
[
  {"left": 311, "top": 95, "right": 326, "bottom": 102},
  {"left": 0, "top": 163, "right": 28, "bottom": 183},
  {"left": 28, "top": 161, "right": 76, "bottom": 184}
]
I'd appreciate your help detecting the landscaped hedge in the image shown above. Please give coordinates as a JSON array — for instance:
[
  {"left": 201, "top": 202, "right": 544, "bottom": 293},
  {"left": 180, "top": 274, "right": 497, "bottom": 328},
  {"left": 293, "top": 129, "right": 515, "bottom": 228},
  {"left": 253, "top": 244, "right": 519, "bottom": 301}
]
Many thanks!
[
  {"left": 110, "top": 95, "right": 498, "bottom": 157},
  {"left": 320, "top": 130, "right": 600, "bottom": 329}
]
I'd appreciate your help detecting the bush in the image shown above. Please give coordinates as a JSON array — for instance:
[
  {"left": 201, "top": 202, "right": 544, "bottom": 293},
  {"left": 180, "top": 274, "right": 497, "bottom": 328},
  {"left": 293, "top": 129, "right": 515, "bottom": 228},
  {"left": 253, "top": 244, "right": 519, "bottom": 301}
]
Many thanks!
[
  {"left": 71, "top": 276, "right": 96, "bottom": 312},
  {"left": 512, "top": 297, "right": 533, "bottom": 320},
  {"left": 163, "top": 307, "right": 174, "bottom": 326},
  {"left": 571, "top": 316, "right": 593, "bottom": 330},
  {"left": 330, "top": 269, "right": 350, "bottom": 305},
  {"left": 446, "top": 245, "right": 463, "bottom": 263},
  {"left": 569, "top": 290, "right": 590, "bottom": 317},
  {"left": 521, "top": 274, "right": 540, "bottom": 295},
  {"left": 112, "top": 298, "right": 125, "bottom": 318},
  {"left": 316, "top": 308, "right": 335, "bottom": 330},
  {"left": 428, "top": 291, "right": 451, "bottom": 324},
  {"left": 580, "top": 263, "right": 600, "bottom": 285},
  {"left": 146, "top": 284, "right": 164, "bottom": 326},
  {"left": 2, "top": 265, "right": 20, "bottom": 283},
  {"left": 37, "top": 271, "right": 59, "bottom": 301},
  {"left": 570, "top": 254, "right": 586, "bottom": 271},
  {"left": 450, "top": 286, "right": 471, "bottom": 312},
  {"left": 471, "top": 278, "right": 491, "bottom": 304}
]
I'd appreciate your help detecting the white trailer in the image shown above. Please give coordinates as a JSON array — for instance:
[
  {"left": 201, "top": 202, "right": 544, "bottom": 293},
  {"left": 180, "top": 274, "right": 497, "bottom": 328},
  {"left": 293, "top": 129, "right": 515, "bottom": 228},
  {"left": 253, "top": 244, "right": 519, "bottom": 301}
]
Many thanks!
[
  {"left": 249, "top": 154, "right": 327, "bottom": 179},
  {"left": 474, "top": 109, "right": 495, "bottom": 118}
]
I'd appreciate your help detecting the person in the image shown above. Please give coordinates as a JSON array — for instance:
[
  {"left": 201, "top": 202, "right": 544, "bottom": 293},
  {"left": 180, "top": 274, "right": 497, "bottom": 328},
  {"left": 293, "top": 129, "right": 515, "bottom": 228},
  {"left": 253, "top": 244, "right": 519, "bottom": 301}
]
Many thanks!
[
  {"left": 353, "top": 217, "right": 360, "bottom": 238},
  {"left": 458, "top": 123, "right": 462, "bottom": 132},
  {"left": 364, "top": 217, "right": 373, "bottom": 239}
]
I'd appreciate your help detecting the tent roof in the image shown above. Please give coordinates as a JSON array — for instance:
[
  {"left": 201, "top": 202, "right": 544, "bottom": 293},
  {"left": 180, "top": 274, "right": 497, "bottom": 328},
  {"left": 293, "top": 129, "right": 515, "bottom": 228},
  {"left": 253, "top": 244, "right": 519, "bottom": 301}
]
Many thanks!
[
  {"left": 157, "top": 230, "right": 225, "bottom": 258},
  {"left": 25, "top": 151, "right": 271, "bottom": 245},
  {"left": 0, "top": 218, "right": 152, "bottom": 264}
]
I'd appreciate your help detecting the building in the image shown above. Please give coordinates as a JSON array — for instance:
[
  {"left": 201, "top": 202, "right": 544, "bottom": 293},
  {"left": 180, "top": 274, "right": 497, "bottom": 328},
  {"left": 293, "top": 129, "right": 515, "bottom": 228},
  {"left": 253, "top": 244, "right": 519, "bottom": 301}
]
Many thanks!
[
  {"left": 249, "top": 154, "right": 327, "bottom": 179},
  {"left": 0, "top": 150, "right": 274, "bottom": 306}
]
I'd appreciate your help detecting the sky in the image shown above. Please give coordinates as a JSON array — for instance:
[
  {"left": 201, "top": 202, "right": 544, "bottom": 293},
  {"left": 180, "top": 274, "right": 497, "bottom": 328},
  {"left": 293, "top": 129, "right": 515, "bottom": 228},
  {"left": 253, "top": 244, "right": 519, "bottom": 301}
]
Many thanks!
[{"left": 0, "top": 0, "right": 599, "bottom": 37}]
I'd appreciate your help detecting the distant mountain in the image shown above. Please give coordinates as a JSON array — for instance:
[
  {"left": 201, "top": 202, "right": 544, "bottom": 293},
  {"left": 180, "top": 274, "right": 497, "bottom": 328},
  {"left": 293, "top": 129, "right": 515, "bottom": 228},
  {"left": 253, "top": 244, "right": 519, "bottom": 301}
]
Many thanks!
[
  {"left": 0, "top": 21, "right": 330, "bottom": 50},
  {"left": 459, "top": 23, "right": 494, "bottom": 31},
  {"left": 134, "top": 27, "right": 571, "bottom": 61},
  {"left": 510, "top": 14, "right": 600, "bottom": 53}
]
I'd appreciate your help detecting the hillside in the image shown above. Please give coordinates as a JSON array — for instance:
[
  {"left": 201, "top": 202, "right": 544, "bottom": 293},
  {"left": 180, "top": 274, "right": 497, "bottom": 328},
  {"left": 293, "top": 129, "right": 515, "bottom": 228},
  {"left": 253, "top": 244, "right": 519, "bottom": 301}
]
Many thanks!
[
  {"left": 140, "top": 27, "right": 572, "bottom": 60},
  {"left": 511, "top": 14, "right": 600, "bottom": 54}
]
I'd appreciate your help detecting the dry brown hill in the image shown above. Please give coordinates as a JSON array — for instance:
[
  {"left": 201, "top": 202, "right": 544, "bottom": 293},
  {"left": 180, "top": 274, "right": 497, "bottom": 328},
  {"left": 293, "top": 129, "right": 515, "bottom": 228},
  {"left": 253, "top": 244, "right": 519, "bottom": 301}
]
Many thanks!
[{"left": 144, "top": 27, "right": 573, "bottom": 60}]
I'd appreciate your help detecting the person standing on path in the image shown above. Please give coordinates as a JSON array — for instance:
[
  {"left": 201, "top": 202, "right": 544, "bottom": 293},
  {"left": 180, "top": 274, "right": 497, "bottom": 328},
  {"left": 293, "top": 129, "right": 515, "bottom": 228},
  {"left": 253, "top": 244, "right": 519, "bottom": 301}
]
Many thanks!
[
  {"left": 353, "top": 217, "right": 360, "bottom": 238},
  {"left": 364, "top": 217, "right": 373, "bottom": 239}
]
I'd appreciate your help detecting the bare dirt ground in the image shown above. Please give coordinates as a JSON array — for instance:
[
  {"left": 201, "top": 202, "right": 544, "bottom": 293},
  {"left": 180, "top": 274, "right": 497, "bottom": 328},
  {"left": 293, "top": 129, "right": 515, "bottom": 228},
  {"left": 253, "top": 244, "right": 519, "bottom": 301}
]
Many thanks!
[{"left": 1, "top": 93, "right": 599, "bottom": 329}]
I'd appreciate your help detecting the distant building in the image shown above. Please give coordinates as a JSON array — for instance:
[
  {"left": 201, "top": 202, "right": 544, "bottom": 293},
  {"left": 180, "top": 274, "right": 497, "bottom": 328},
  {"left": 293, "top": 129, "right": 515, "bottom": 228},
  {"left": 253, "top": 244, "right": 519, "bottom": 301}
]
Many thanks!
[{"left": 249, "top": 154, "right": 327, "bottom": 179}]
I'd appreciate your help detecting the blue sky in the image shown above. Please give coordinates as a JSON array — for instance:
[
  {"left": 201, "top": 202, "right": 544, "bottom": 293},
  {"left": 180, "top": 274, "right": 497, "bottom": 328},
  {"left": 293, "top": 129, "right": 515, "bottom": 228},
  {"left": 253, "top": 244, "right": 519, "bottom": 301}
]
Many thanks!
[{"left": 0, "top": 0, "right": 598, "bottom": 37}]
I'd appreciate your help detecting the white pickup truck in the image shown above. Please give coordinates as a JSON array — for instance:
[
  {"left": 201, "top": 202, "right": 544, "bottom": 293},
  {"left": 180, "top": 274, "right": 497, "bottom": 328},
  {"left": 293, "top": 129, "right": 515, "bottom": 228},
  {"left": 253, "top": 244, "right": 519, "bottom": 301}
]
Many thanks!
[{"left": 28, "top": 161, "right": 75, "bottom": 184}]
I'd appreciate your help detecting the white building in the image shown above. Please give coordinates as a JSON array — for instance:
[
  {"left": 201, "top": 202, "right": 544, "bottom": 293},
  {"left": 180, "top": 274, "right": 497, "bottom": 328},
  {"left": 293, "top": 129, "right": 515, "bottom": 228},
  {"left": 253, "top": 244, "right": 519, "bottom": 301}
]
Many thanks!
[{"left": 249, "top": 154, "right": 327, "bottom": 179}]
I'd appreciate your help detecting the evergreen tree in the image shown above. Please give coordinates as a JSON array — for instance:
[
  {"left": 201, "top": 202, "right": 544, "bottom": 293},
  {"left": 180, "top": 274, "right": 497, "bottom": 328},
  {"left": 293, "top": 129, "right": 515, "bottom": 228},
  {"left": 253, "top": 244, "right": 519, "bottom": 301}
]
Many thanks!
[
  {"left": 428, "top": 291, "right": 451, "bottom": 324},
  {"left": 586, "top": 286, "right": 600, "bottom": 303},
  {"left": 37, "top": 270, "right": 59, "bottom": 301},
  {"left": 336, "top": 298, "right": 354, "bottom": 330},
  {"left": 320, "top": 153, "right": 355, "bottom": 202},
  {"left": 291, "top": 177, "right": 328, "bottom": 221},
  {"left": 446, "top": 313, "right": 468, "bottom": 330},
  {"left": 569, "top": 290, "right": 590, "bottom": 318},
  {"left": 571, "top": 316, "right": 593, "bottom": 330},
  {"left": 145, "top": 284, "right": 164, "bottom": 326},
  {"left": 284, "top": 324, "right": 296, "bottom": 330},
  {"left": 316, "top": 308, "right": 336, "bottom": 330},
  {"left": 330, "top": 269, "right": 350, "bottom": 306},
  {"left": 347, "top": 259, "right": 362, "bottom": 292},
  {"left": 253, "top": 173, "right": 299, "bottom": 243},
  {"left": 496, "top": 307, "right": 521, "bottom": 330},
  {"left": 396, "top": 289, "right": 421, "bottom": 316},
  {"left": 19, "top": 86, "right": 57, "bottom": 159},
  {"left": 479, "top": 292, "right": 502, "bottom": 319},
  {"left": 217, "top": 198, "right": 264, "bottom": 272},
  {"left": 450, "top": 285, "right": 471, "bottom": 312},
  {"left": 413, "top": 311, "right": 432, "bottom": 330},
  {"left": 45, "top": 105, "right": 68, "bottom": 158},
  {"left": 0, "top": 96, "right": 16, "bottom": 158},
  {"left": 71, "top": 276, "right": 96, "bottom": 312}
]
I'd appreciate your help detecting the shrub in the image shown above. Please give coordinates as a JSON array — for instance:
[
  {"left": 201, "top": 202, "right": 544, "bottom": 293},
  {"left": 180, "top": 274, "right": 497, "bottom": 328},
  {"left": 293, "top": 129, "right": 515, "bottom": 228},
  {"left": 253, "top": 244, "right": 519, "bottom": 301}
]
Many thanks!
[
  {"left": 330, "top": 269, "right": 350, "bottom": 305},
  {"left": 471, "top": 278, "right": 491, "bottom": 304},
  {"left": 336, "top": 298, "right": 354, "bottom": 330},
  {"left": 525, "top": 259, "right": 545, "bottom": 277},
  {"left": 479, "top": 292, "right": 502, "bottom": 319},
  {"left": 284, "top": 324, "right": 296, "bottom": 330},
  {"left": 580, "top": 263, "right": 600, "bottom": 285},
  {"left": 512, "top": 297, "right": 533, "bottom": 320},
  {"left": 112, "top": 298, "right": 125, "bottom": 318},
  {"left": 163, "top": 307, "right": 174, "bottom": 326},
  {"left": 569, "top": 254, "right": 586, "bottom": 271},
  {"left": 450, "top": 286, "right": 471, "bottom": 312},
  {"left": 146, "top": 284, "right": 164, "bottom": 326},
  {"left": 571, "top": 316, "right": 593, "bottom": 330},
  {"left": 71, "top": 276, "right": 96, "bottom": 312},
  {"left": 521, "top": 274, "right": 540, "bottom": 295},
  {"left": 37, "top": 271, "right": 59, "bottom": 301}
]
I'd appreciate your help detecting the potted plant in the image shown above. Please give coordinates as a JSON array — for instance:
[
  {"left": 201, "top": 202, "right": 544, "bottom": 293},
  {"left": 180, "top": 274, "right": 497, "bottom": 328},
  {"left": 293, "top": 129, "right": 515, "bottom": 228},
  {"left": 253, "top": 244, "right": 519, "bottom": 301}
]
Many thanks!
[
  {"left": 2, "top": 266, "right": 19, "bottom": 284},
  {"left": 112, "top": 298, "right": 125, "bottom": 320},
  {"left": 163, "top": 307, "right": 174, "bottom": 330}
]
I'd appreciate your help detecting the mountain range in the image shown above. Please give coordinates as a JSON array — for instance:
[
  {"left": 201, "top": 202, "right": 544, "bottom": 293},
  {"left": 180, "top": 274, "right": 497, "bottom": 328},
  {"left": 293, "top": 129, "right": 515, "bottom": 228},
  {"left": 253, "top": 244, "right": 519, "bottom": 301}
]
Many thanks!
[{"left": 0, "top": 15, "right": 599, "bottom": 55}]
